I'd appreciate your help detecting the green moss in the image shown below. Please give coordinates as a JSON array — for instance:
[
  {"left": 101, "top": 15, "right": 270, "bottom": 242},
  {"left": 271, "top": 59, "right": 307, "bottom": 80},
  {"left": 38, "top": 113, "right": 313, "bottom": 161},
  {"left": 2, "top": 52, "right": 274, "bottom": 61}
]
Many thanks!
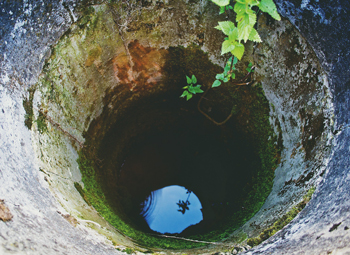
[
  {"left": 123, "top": 248, "right": 135, "bottom": 254},
  {"left": 247, "top": 187, "right": 316, "bottom": 247},
  {"left": 74, "top": 182, "right": 92, "bottom": 206},
  {"left": 23, "top": 86, "right": 36, "bottom": 129},
  {"left": 77, "top": 149, "right": 207, "bottom": 250},
  {"left": 76, "top": 83, "right": 280, "bottom": 249},
  {"left": 36, "top": 110, "right": 48, "bottom": 134},
  {"left": 74, "top": 44, "right": 281, "bottom": 249},
  {"left": 185, "top": 83, "right": 281, "bottom": 242}
]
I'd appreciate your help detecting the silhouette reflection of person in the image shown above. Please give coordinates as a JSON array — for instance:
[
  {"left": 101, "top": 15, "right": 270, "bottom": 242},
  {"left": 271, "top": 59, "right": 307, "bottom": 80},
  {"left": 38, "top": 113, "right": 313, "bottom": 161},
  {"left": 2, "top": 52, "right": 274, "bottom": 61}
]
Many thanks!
[
  {"left": 177, "top": 200, "right": 190, "bottom": 214},
  {"left": 176, "top": 189, "right": 192, "bottom": 214}
]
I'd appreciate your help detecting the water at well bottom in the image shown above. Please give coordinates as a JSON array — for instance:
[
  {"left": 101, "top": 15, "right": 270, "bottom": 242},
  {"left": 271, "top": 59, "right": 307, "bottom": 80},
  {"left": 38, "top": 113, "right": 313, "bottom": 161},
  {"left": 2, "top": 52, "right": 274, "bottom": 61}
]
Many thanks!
[
  {"left": 116, "top": 128, "right": 258, "bottom": 235},
  {"left": 140, "top": 185, "right": 203, "bottom": 234}
]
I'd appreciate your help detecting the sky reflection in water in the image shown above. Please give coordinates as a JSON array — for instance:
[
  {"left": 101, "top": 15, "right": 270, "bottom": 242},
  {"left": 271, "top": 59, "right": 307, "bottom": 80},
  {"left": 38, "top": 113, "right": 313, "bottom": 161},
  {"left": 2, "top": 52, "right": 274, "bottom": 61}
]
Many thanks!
[{"left": 141, "top": 185, "right": 203, "bottom": 234}]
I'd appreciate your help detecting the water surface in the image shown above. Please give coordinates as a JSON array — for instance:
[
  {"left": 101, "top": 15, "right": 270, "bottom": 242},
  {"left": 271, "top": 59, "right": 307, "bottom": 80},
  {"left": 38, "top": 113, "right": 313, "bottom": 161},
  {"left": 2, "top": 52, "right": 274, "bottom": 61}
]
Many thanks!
[{"left": 141, "top": 185, "right": 203, "bottom": 234}]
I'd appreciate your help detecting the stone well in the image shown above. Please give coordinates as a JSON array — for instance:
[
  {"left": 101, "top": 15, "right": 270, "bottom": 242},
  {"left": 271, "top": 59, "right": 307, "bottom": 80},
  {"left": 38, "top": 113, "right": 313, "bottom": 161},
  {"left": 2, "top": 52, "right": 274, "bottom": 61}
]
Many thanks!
[{"left": 0, "top": 0, "right": 349, "bottom": 254}]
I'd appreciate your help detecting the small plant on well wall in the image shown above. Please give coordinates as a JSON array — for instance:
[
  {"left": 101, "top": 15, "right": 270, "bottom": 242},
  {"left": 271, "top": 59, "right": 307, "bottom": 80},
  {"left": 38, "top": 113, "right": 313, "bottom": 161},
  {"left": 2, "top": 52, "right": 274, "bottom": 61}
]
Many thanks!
[
  {"left": 181, "top": 0, "right": 280, "bottom": 99},
  {"left": 180, "top": 75, "right": 204, "bottom": 101}
]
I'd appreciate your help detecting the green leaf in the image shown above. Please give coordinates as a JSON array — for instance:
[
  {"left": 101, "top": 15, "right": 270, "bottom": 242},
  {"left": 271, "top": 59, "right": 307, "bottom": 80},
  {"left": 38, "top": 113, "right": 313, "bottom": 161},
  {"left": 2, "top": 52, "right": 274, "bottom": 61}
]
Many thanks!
[
  {"left": 186, "top": 93, "right": 193, "bottom": 101},
  {"left": 215, "top": 21, "right": 236, "bottom": 36},
  {"left": 215, "top": 25, "right": 221, "bottom": 31},
  {"left": 188, "top": 85, "right": 196, "bottom": 94},
  {"left": 228, "top": 5, "right": 234, "bottom": 10},
  {"left": 186, "top": 75, "right": 192, "bottom": 84},
  {"left": 193, "top": 85, "right": 204, "bottom": 93},
  {"left": 231, "top": 43, "right": 245, "bottom": 60},
  {"left": 181, "top": 90, "right": 193, "bottom": 100},
  {"left": 244, "top": 0, "right": 260, "bottom": 7},
  {"left": 212, "top": 80, "right": 222, "bottom": 88},
  {"left": 232, "top": 56, "right": 238, "bottom": 65},
  {"left": 191, "top": 75, "right": 197, "bottom": 84},
  {"left": 211, "top": 0, "right": 230, "bottom": 7},
  {"left": 223, "top": 77, "right": 229, "bottom": 82},
  {"left": 228, "top": 26, "right": 239, "bottom": 42},
  {"left": 220, "top": 6, "right": 225, "bottom": 14},
  {"left": 183, "top": 86, "right": 188, "bottom": 89},
  {"left": 248, "top": 28, "right": 262, "bottom": 42},
  {"left": 224, "top": 64, "right": 230, "bottom": 75},
  {"left": 246, "top": 62, "right": 253, "bottom": 72},
  {"left": 180, "top": 90, "right": 189, "bottom": 98},
  {"left": 221, "top": 40, "right": 236, "bottom": 55},
  {"left": 236, "top": 8, "right": 256, "bottom": 42},
  {"left": 216, "top": 73, "right": 225, "bottom": 80},
  {"left": 234, "top": 2, "right": 246, "bottom": 14},
  {"left": 258, "top": 0, "right": 281, "bottom": 20}
]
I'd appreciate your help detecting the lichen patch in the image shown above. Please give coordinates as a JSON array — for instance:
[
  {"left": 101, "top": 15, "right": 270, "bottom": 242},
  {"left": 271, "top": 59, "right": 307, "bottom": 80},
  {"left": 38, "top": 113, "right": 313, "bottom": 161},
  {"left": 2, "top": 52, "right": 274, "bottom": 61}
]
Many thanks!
[
  {"left": 0, "top": 199, "right": 13, "bottom": 222},
  {"left": 112, "top": 40, "right": 167, "bottom": 91}
]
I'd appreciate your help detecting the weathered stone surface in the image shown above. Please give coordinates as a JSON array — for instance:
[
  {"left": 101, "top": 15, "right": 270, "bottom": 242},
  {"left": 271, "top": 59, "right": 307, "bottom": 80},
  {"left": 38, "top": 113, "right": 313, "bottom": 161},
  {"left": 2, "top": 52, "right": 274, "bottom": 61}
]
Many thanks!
[
  {"left": 0, "top": 0, "right": 349, "bottom": 254},
  {"left": 244, "top": 0, "right": 350, "bottom": 254}
]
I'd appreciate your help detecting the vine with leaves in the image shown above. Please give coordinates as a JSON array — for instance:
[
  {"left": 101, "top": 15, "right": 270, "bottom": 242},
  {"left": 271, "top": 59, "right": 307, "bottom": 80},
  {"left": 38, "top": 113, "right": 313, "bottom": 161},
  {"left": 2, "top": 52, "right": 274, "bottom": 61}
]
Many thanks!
[{"left": 181, "top": 0, "right": 280, "bottom": 100}]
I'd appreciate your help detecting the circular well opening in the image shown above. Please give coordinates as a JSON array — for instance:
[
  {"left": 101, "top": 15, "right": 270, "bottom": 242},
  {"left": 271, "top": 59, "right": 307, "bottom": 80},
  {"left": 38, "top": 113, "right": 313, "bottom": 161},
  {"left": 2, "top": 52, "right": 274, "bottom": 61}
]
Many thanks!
[
  {"left": 29, "top": 2, "right": 333, "bottom": 252},
  {"left": 77, "top": 62, "right": 279, "bottom": 248},
  {"left": 98, "top": 94, "right": 266, "bottom": 237}
]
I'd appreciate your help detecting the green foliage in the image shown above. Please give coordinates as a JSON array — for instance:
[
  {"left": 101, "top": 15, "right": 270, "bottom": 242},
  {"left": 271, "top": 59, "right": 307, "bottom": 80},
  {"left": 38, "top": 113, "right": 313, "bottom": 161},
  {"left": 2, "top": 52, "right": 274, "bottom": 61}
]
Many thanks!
[
  {"left": 215, "top": 21, "right": 245, "bottom": 59},
  {"left": 211, "top": 0, "right": 230, "bottom": 6},
  {"left": 220, "top": 4, "right": 233, "bottom": 14},
  {"left": 247, "top": 186, "right": 316, "bottom": 247},
  {"left": 234, "top": 2, "right": 257, "bottom": 43},
  {"left": 180, "top": 75, "right": 204, "bottom": 100},
  {"left": 211, "top": 0, "right": 279, "bottom": 60},
  {"left": 185, "top": 0, "right": 279, "bottom": 93},
  {"left": 74, "top": 182, "right": 91, "bottom": 206},
  {"left": 246, "top": 62, "right": 254, "bottom": 72},
  {"left": 258, "top": 0, "right": 281, "bottom": 20},
  {"left": 212, "top": 56, "right": 238, "bottom": 88},
  {"left": 205, "top": 0, "right": 280, "bottom": 88}
]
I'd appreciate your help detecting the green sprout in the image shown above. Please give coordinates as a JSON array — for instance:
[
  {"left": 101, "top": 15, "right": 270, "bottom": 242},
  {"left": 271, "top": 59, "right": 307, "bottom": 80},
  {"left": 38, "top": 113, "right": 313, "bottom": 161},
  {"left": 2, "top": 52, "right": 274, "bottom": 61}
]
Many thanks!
[
  {"left": 246, "top": 62, "right": 254, "bottom": 72},
  {"left": 180, "top": 75, "right": 204, "bottom": 100},
  {"left": 212, "top": 56, "right": 238, "bottom": 88},
  {"left": 219, "top": 4, "right": 233, "bottom": 14}
]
